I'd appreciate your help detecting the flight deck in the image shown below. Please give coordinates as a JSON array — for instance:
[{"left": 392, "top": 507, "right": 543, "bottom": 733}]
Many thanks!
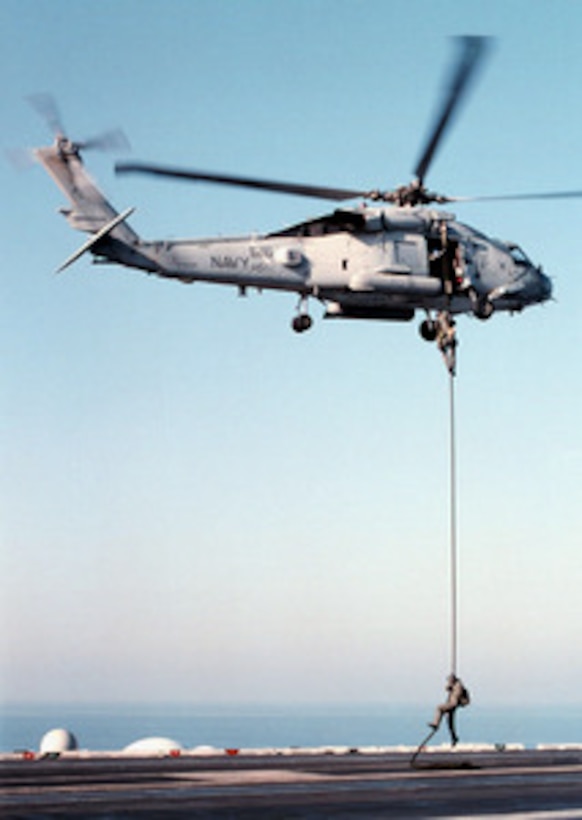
[{"left": 2, "top": 747, "right": 582, "bottom": 818}]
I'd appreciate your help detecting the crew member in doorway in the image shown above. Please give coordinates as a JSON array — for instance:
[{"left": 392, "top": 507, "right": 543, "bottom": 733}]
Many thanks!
[{"left": 429, "top": 674, "right": 470, "bottom": 746}]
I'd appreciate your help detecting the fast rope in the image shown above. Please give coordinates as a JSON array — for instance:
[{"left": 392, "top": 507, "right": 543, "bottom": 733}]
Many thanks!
[
  {"left": 437, "top": 310, "right": 460, "bottom": 677},
  {"left": 448, "top": 362, "right": 458, "bottom": 678},
  {"left": 411, "top": 312, "right": 470, "bottom": 767}
]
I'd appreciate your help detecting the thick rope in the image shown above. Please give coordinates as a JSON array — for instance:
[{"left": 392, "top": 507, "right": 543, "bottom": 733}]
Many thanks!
[
  {"left": 449, "top": 368, "right": 458, "bottom": 677},
  {"left": 411, "top": 726, "right": 437, "bottom": 767},
  {"left": 411, "top": 322, "right": 460, "bottom": 767}
]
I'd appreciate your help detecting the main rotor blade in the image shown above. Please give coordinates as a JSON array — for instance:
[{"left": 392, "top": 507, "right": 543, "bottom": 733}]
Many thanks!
[
  {"left": 454, "top": 189, "right": 582, "bottom": 203},
  {"left": 414, "top": 36, "right": 491, "bottom": 186},
  {"left": 115, "top": 161, "right": 366, "bottom": 202}
]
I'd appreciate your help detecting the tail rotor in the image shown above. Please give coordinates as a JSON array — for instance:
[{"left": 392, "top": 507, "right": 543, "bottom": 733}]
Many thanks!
[{"left": 27, "top": 92, "right": 129, "bottom": 154}]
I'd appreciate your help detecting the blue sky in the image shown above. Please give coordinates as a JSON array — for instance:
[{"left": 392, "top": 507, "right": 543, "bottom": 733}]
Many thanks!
[{"left": 1, "top": 0, "right": 581, "bottom": 709}]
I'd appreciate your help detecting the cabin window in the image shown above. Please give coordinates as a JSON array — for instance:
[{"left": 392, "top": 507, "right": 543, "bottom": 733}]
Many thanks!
[
  {"left": 269, "top": 210, "right": 366, "bottom": 238},
  {"left": 395, "top": 240, "right": 420, "bottom": 270}
]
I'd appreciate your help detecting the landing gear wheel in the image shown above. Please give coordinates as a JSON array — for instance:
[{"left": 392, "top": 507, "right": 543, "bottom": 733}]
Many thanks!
[
  {"left": 420, "top": 318, "right": 438, "bottom": 342},
  {"left": 469, "top": 289, "right": 494, "bottom": 320},
  {"left": 474, "top": 300, "right": 494, "bottom": 320},
  {"left": 292, "top": 314, "right": 313, "bottom": 333}
]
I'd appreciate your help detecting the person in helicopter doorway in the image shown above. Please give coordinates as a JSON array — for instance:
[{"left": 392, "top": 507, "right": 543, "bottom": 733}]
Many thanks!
[{"left": 429, "top": 674, "right": 470, "bottom": 746}]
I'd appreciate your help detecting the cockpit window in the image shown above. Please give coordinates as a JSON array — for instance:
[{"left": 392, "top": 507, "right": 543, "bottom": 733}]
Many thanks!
[{"left": 507, "top": 243, "right": 531, "bottom": 265}]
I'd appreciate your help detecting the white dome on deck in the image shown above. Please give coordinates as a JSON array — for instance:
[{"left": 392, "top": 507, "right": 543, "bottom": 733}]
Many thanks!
[
  {"left": 123, "top": 736, "right": 183, "bottom": 756},
  {"left": 39, "top": 728, "right": 78, "bottom": 754}
]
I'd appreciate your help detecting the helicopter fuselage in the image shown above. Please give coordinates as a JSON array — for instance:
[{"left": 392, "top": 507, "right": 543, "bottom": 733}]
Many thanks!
[
  {"left": 97, "top": 202, "right": 552, "bottom": 327},
  {"left": 35, "top": 139, "right": 552, "bottom": 336}
]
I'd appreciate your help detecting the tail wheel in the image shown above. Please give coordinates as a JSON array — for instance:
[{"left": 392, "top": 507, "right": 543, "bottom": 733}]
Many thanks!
[{"left": 292, "top": 314, "right": 313, "bottom": 333}]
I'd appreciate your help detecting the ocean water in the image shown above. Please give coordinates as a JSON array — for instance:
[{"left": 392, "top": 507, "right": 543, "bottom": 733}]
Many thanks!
[{"left": 2, "top": 702, "right": 582, "bottom": 753}]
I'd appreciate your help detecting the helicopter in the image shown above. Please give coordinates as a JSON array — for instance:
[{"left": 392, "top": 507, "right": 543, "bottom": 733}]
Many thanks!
[{"left": 33, "top": 36, "right": 570, "bottom": 349}]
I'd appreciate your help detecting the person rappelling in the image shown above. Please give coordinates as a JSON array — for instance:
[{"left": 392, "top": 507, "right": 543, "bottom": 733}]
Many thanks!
[
  {"left": 429, "top": 673, "right": 470, "bottom": 746},
  {"left": 435, "top": 311, "right": 458, "bottom": 376}
]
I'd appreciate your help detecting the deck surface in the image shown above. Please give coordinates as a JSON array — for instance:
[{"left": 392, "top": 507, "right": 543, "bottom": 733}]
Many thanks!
[{"left": 2, "top": 748, "right": 582, "bottom": 817}]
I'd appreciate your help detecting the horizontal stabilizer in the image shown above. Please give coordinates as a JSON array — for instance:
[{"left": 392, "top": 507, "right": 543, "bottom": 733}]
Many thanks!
[{"left": 57, "top": 207, "right": 135, "bottom": 272}]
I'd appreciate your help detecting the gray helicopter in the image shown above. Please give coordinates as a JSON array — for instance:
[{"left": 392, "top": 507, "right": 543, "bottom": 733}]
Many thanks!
[{"left": 33, "top": 37, "right": 563, "bottom": 349}]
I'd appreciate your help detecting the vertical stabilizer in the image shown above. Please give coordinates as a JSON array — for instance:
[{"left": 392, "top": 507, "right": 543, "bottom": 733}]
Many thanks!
[{"left": 34, "top": 137, "right": 139, "bottom": 246}]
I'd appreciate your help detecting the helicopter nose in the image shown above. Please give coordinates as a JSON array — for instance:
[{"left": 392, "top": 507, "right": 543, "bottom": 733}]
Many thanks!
[{"left": 537, "top": 268, "right": 553, "bottom": 302}]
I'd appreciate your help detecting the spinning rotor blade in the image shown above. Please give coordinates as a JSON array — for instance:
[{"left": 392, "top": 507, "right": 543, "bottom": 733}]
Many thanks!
[
  {"left": 115, "top": 162, "right": 366, "bottom": 201},
  {"left": 414, "top": 36, "right": 491, "bottom": 186},
  {"left": 27, "top": 93, "right": 65, "bottom": 137},
  {"left": 79, "top": 129, "right": 130, "bottom": 153},
  {"left": 28, "top": 93, "right": 129, "bottom": 153},
  {"left": 453, "top": 189, "right": 582, "bottom": 203}
]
